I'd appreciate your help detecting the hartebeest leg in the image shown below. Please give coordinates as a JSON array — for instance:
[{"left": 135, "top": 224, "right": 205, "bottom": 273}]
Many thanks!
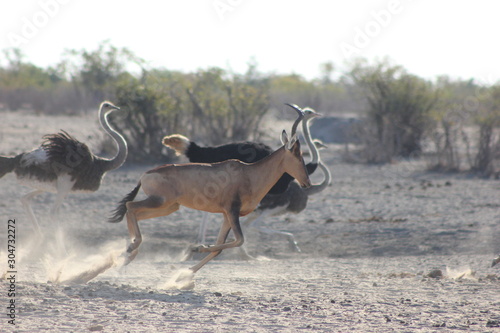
[
  {"left": 124, "top": 196, "right": 179, "bottom": 264},
  {"left": 190, "top": 214, "right": 232, "bottom": 273},
  {"left": 195, "top": 201, "right": 244, "bottom": 253},
  {"left": 190, "top": 202, "right": 244, "bottom": 273}
]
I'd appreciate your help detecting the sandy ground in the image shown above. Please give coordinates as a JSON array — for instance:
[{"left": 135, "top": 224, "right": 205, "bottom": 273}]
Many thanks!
[{"left": 0, "top": 110, "right": 499, "bottom": 332}]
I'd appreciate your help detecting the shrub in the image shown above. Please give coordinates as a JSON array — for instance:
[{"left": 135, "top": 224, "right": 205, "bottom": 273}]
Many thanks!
[
  {"left": 110, "top": 66, "right": 270, "bottom": 163},
  {"left": 348, "top": 59, "right": 438, "bottom": 163}
]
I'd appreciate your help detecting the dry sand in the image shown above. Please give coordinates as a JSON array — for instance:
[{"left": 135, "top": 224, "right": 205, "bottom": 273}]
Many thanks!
[{"left": 1, "top": 110, "right": 499, "bottom": 332}]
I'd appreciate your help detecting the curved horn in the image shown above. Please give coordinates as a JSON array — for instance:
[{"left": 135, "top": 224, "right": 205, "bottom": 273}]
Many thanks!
[{"left": 285, "top": 103, "right": 304, "bottom": 137}]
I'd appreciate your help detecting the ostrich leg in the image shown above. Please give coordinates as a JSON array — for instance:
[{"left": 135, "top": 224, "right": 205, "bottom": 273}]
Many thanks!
[{"left": 20, "top": 190, "right": 44, "bottom": 235}]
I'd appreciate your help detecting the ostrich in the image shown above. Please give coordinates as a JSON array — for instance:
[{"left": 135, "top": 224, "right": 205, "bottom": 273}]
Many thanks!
[
  {"left": 163, "top": 136, "right": 273, "bottom": 166},
  {"left": 0, "top": 101, "right": 127, "bottom": 233},
  {"left": 162, "top": 104, "right": 321, "bottom": 244},
  {"left": 107, "top": 111, "right": 311, "bottom": 273},
  {"left": 242, "top": 144, "right": 331, "bottom": 253}
]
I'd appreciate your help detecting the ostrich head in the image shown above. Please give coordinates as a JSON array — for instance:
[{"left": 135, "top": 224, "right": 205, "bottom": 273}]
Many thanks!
[
  {"left": 303, "top": 107, "right": 321, "bottom": 121},
  {"left": 313, "top": 139, "right": 327, "bottom": 149},
  {"left": 162, "top": 134, "right": 190, "bottom": 156},
  {"left": 101, "top": 101, "right": 120, "bottom": 113}
]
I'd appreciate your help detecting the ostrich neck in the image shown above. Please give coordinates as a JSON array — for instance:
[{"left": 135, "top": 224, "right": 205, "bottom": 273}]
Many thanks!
[
  {"left": 304, "top": 162, "right": 331, "bottom": 195},
  {"left": 99, "top": 109, "right": 128, "bottom": 171},
  {"left": 303, "top": 118, "right": 319, "bottom": 164}
]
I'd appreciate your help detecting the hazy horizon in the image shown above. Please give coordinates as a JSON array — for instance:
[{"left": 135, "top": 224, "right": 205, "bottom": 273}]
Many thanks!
[{"left": 1, "top": 1, "right": 499, "bottom": 83}]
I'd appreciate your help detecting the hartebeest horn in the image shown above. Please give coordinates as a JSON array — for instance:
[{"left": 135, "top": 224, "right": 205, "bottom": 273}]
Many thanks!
[{"left": 285, "top": 103, "right": 304, "bottom": 137}]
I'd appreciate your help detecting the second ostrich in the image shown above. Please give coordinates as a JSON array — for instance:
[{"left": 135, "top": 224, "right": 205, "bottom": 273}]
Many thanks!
[{"left": 0, "top": 101, "right": 128, "bottom": 233}]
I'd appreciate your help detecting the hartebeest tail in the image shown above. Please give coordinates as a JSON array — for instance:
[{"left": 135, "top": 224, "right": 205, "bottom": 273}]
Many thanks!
[{"left": 108, "top": 182, "right": 141, "bottom": 223}]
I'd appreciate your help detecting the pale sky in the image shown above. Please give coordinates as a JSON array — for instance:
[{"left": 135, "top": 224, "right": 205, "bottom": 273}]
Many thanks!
[{"left": 1, "top": 0, "right": 499, "bottom": 83}]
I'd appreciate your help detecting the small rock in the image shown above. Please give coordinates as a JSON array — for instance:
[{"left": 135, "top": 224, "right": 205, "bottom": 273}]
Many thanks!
[
  {"left": 486, "top": 320, "right": 499, "bottom": 327},
  {"left": 214, "top": 292, "right": 222, "bottom": 297},
  {"left": 492, "top": 255, "right": 500, "bottom": 267},
  {"left": 427, "top": 269, "right": 443, "bottom": 279},
  {"left": 283, "top": 306, "right": 291, "bottom": 312},
  {"left": 89, "top": 324, "right": 104, "bottom": 331}
]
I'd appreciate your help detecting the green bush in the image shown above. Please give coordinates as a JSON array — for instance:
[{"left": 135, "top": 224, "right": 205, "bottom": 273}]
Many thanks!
[
  {"left": 110, "top": 66, "right": 270, "bottom": 163},
  {"left": 348, "top": 59, "right": 438, "bottom": 163}
]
